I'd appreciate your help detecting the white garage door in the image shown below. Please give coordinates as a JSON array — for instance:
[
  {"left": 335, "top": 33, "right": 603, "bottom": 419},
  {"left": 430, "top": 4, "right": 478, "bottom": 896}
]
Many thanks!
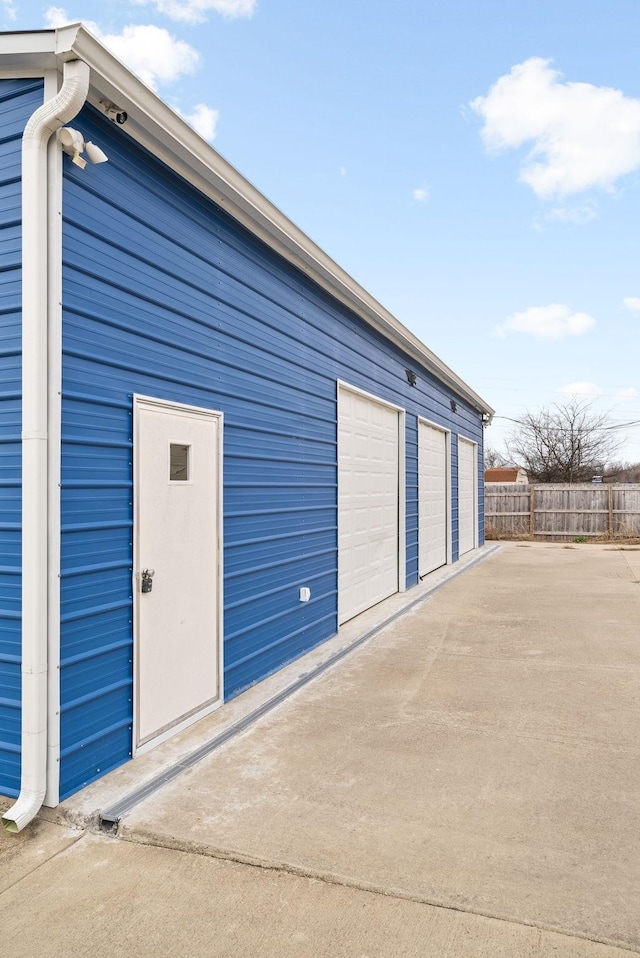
[
  {"left": 458, "top": 436, "right": 477, "bottom": 557},
  {"left": 418, "top": 421, "right": 448, "bottom": 576},
  {"left": 338, "top": 386, "right": 400, "bottom": 624}
]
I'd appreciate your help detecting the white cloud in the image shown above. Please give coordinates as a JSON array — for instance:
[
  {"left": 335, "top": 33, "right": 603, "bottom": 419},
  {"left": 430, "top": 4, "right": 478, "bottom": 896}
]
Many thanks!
[
  {"left": 44, "top": 9, "right": 219, "bottom": 141},
  {"left": 102, "top": 25, "right": 200, "bottom": 90},
  {"left": 623, "top": 297, "right": 640, "bottom": 313},
  {"left": 412, "top": 186, "right": 430, "bottom": 202},
  {"left": 2, "top": 0, "right": 17, "bottom": 21},
  {"left": 44, "top": 10, "right": 200, "bottom": 91},
  {"left": 471, "top": 57, "right": 640, "bottom": 198},
  {"left": 617, "top": 387, "right": 639, "bottom": 400},
  {"left": 494, "top": 304, "right": 596, "bottom": 340},
  {"left": 533, "top": 200, "right": 598, "bottom": 230},
  {"left": 45, "top": 6, "right": 81, "bottom": 27},
  {"left": 559, "top": 381, "right": 603, "bottom": 398},
  {"left": 133, "top": 0, "right": 256, "bottom": 24},
  {"left": 339, "top": 166, "right": 347, "bottom": 177},
  {"left": 179, "top": 102, "right": 219, "bottom": 141}
]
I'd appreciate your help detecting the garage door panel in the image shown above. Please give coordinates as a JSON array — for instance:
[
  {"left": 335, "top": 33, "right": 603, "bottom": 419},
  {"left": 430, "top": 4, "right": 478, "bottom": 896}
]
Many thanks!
[
  {"left": 419, "top": 422, "right": 448, "bottom": 576},
  {"left": 458, "top": 437, "right": 476, "bottom": 557},
  {"left": 339, "top": 388, "right": 400, "bottom": 624}
]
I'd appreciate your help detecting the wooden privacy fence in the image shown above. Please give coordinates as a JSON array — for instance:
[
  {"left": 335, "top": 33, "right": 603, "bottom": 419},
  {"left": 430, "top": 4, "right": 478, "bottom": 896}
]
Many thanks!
[{"left": 485, "top": 483, "right": 640, "bottom": 539}]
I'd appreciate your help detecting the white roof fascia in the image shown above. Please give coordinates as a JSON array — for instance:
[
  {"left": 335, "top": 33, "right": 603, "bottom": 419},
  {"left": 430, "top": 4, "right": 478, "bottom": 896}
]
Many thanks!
[
  {"left": 0, "top": 26, "right": 493, "bottom": 416},
  {"left": 0, "top": 29, "right": 58, "bottom": 65}
]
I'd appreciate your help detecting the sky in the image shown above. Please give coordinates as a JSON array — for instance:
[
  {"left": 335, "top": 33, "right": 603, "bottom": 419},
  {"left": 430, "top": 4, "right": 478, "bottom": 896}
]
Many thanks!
[{"left": 3, "top": 0, "right": 640, "bottom": 463}]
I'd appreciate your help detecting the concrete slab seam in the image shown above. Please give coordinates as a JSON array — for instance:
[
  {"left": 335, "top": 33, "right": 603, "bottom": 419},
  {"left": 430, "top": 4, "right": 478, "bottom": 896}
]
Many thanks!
[
  {"left": 0, "top": 829, "right": 85, "bottom": 897},
  {"left": 619, "top": 550, "right": 640, "bottom": 582},
  {"left": 115, "top": 826, "right": 640, "bottom": 956},
  {"left": 97, "top": 545, "right": 502, "bottom": 829}
]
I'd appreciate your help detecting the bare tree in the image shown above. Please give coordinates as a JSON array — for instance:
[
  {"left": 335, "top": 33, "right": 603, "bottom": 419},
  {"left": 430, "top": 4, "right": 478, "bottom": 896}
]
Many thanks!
[
  {"left": 484, "top": 447, "right": 509, "bottom": 469},
  {"left": 505, "top": 400, "right": 624, "bottom": 483},
  {"left": 603, "top": 461, "right": 640, "bottom": 483}
]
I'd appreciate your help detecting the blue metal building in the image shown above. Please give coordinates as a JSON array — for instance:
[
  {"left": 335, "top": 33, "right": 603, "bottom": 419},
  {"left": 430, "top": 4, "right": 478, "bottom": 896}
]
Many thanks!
[{"left": 0, "top": 26, "right": 493, "bottom": 831}]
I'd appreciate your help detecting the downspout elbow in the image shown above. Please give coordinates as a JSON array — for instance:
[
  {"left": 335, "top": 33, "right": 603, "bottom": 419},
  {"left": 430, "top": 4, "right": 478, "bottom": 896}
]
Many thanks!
[
  {"left": 2, "top": 58, "right": 90, "bottom": 834},
  {"left": 23, "top": 59, "right": 91, "bottom": 144}
]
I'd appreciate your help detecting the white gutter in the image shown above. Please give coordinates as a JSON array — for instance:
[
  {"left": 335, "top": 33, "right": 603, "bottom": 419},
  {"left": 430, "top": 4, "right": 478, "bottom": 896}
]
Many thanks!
[{"left": 2, "top": 58, "right": 90, "bottom": 833}]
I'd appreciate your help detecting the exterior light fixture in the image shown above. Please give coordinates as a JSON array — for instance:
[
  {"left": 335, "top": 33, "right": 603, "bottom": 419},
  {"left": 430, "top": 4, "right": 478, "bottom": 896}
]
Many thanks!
[
  {"left": 405, "top": 369, "right": 417, "bottom": 386},
  {"left": 450, "top": 399, "right": 457, "bottom": 413},
  {"left": 85, "top": 141, "right": 109, "bottom": 164},
  {"left": 58, "top": 127, "right": 108, "bottom": 169}
]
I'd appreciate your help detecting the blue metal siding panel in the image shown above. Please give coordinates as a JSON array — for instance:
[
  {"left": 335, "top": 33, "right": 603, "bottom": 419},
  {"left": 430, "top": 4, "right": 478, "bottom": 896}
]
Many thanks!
[
  {"left": 0, "top": 79, "right": 44, "bottom": 798},
  {"left": 478, "top": 431, "right": 486, "bottom": 546},
  {"left": 405, "top": 416, "right": 419, "bottom": 587},
  {"left": 59, "top": 387, "right": 134, "bottom": 798},
  {"left": 451, "top": 432, "right": 459, "bottom": 563},
  {"left": 59, "top": 106, "right": 484, "bottom": 796}
]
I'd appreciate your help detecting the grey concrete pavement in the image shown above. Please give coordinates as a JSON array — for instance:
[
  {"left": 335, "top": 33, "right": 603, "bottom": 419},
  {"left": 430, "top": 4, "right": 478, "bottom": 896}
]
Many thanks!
[
  {"left": 0, "top": 802, "right": 81, "bottom": 893},
  {"left": 116, "top": 544, "right": 640, "bottom": 951},
  {"left": 1, "top": 821, "right": 635, "bottom": 957},
  {"left": 3, "top": 542, "right": 640, "bottom": 955}
]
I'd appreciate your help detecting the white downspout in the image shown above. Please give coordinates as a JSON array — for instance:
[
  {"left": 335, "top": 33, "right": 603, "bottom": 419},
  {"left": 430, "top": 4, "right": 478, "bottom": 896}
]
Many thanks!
[{"left": 2, "top": 59, "right": 90, "bottom": 833}]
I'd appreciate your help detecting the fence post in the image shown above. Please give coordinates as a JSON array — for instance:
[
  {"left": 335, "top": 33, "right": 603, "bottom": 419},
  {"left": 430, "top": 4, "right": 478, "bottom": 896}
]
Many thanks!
[
  {"left": 529, "top": 485, "right": 535, "bottom": 537},
  {"left": 608, "top": 484, "right": 613, "bottom": 539}
]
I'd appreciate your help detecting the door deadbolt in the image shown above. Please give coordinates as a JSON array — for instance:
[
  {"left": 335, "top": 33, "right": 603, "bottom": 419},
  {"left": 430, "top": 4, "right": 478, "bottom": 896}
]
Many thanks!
[{"left": 141, "top": 568, "right": 155, "bottom": 593}]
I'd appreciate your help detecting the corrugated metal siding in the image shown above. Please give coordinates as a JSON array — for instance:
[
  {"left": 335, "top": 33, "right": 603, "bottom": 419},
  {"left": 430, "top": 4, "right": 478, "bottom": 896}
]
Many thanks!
[
  {"left": 478, "top": 433, "right": 485, "bottom": 547},
  {"left": 59, "top": 105, "right": 484, "bottom": 798},
  {"left": 59, "top": 388, "right": 134, "bottom": 798},
  {"left": 405, "top": 415, "right": 419, "bottom": 587},
  {"left": 0, "top": 79, "right": 44, "bottom": 798}
]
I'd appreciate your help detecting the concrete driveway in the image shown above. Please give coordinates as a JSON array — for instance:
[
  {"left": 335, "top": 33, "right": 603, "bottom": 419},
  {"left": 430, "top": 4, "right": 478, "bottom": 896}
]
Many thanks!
[{"left": 3, "top": 543, "right": 640, "bottom": 955}]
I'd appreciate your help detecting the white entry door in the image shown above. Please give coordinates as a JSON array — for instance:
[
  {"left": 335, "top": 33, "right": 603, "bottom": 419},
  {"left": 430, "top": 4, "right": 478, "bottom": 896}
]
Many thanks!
[
  {"left": 458, "top": 436, "right": 477, "bottom": 557},
  {"left": 418, "top": 421, "right": 449, "bottom": 576},
  {"left": 338, "top": 386, "right": 400, "bottom": 624},
  {"left": 135, "top": 397, "right": 222, "bottom": 748}
]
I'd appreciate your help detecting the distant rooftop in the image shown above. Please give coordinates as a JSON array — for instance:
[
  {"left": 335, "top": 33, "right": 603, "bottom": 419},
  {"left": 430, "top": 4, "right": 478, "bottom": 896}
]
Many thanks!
[{"left": 485, "top": 467, "right": 528, "bottom": 483}]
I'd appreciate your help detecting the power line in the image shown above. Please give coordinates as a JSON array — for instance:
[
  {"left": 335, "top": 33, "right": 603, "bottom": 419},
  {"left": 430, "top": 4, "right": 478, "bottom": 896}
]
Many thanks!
[
  {"left": 491, "top": 414, "right": 640, "bottom": 433},
  {"left": 477, "top": 385, "right": 640, "bottom": 402}
]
